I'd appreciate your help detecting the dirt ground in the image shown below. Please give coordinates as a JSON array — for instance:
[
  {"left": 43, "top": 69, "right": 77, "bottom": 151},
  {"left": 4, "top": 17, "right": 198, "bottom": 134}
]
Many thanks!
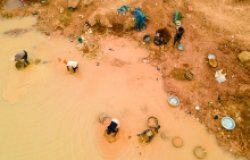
[{"left": 1, "top": 0, "right": 250, "bottom": 159}]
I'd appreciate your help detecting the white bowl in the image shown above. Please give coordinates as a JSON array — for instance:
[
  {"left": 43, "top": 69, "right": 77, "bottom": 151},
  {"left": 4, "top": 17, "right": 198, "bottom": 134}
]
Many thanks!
[
  {"left": 168, "top": 96, "right": 180, "bottom": 107},
  {"left": 208, "top": 53, "right": 216, "bottom": 59},
  {"left": 221, "top": 117, "right": 236, "bottom": 130}
]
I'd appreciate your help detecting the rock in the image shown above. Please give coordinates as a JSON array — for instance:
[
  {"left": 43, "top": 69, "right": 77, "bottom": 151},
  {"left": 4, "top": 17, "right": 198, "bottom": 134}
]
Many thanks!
[
  {"left": 123, "top": 18, "right": 134, "bottom": 31},
  {"left": 99, "top": 16, "right": 112, "bottom": 28},
  {"left": 236, "top": 84, "right": 250, "bottom": 98},
  {"left": 184, "top": 71, "right": 194, "bottom": 80},
  {"left": 78, "top": 14, "right": 84, "bottom": 19},
  {"left": 142, "top": 58, "right": 149, "bottom": 63},
  {"left": 82, "top": 0, "right": 94, "bottom": 5},
  {"left": 40, "top": 0, "right": 48, "bottom": 4},
  {"left": 88, "top": 14, "right": 98, "bottom": 26},
  {"left": 67, "top": 0, "right": 80, "bottom": 9},
  {"left": 195, "top": 105, "right": 200, "bottom": 111},
  {"left": 88, "top": 13, "right": 112, "bottom": 28},
  {"left": 34, "top": 58, "right": 41, "bottom": 64},
  {"left": 32, "top": 11, "right": 39, "bottom": 15},
  {"left": 238, "top": 51, "right": 250, "bottom": 67},
  {"left": 59, "top": 7, "right": 64, "bottom": 13},
  {"left": 238, "top": 51, "right": 250, "bottom": 63}
]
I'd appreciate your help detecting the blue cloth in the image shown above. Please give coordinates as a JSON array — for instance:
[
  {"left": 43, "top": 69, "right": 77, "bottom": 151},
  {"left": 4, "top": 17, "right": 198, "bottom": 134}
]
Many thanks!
[
  {"left": 133, "top": 8, "right": 146, "bottom": 31},
  {"left": 117, "top": 5, "right": 129, "bottom": 14},
  {"left": 107, "top": 121, "right": 118, "bottom": 135}
]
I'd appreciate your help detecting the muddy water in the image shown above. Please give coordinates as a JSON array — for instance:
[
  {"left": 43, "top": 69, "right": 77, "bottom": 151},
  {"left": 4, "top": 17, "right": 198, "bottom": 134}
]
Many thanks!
[{"left": 0, "top": 17, "right": 246, "bottom": 160}]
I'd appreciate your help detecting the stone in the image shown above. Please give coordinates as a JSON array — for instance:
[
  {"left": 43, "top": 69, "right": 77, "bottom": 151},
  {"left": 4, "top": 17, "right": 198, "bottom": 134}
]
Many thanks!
[
  {"left": 67, "top": 0, "right": 80, "bottom": 9},
  {"left": 99, "top": 16, "right": 112, "bottom": 28},
  {"left": 88, "top": 14, "right": 98, "bottom": 26},
  {"left": 195, "top": 105, "right": 200, "bottom": 111},
  {"left": 82, "top": 0, "right": 94, "bottom": 5},
  {"left": 123, "top": 17, "right": 134, "bottom": 30},
  {"left": 184, "top": 71, "right": 194, "bottom": 80},
  {"left": 59, "top": 7, "right": 64, "bottom": 13},
  {"left": 142, "top": 58, "right": 149, "bottom": 63},
  {"left": 88, "top": 12, "right": 112, "bottom": 28},
  {"left": 236, "top": 84, "right": 250, "bottom": 98},
  {"left": 238, "top": 51, "right": 250, "bottom": 67},
  {"left": 238, "top": 51, "right": 250, "bottom": 63},
  {"left": 34, "top": 58, "right": 41, "bottom": 64}
]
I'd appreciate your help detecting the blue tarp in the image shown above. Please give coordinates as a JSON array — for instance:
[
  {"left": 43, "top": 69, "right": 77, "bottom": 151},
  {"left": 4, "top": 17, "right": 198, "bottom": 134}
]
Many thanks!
[
  {"left": 117, "top": 5, "right": 129, "bottom": 14},
  {"left": 133, "top": 8, "right": 146, "bottom": 31}
]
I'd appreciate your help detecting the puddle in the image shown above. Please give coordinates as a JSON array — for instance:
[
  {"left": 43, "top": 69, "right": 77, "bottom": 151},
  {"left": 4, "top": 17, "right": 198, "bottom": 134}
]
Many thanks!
[{"left": 0, "top": 17, "right": 247, "bottom": 160}]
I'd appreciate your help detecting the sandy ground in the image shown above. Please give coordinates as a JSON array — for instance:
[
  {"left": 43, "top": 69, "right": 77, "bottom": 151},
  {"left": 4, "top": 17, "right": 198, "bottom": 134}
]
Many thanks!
[{"left": 0, "top": 17, "right": 248, "bottom": 160}]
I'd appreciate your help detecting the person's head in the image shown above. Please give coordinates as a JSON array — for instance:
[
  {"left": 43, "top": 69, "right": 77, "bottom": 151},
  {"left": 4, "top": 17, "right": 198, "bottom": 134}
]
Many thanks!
[
  {"left": 178, "top": 27, "right": 184, "bottom": 34},
  {"left": 111, "top": 118, "right": 119, "bottom": 127}
]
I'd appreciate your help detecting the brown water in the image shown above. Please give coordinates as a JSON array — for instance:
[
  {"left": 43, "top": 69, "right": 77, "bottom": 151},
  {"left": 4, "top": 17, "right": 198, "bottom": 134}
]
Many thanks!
[{"left": 0, "top": 17, "right": 246, "bottom": 160}]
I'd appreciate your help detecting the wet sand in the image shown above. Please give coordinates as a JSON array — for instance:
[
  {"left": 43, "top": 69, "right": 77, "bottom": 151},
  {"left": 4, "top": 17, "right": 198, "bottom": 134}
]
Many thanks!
[{"left": 0, "top": 17, "right": 246, "bottom": 160}]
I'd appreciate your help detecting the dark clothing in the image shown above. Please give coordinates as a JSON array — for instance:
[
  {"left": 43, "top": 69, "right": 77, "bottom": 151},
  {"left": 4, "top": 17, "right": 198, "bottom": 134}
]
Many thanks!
[
  {"left": 154, "top": 35, "right": 164, "bottom": 46},
  {"left": 154, "top": 28, "right": 171, "bottom": 46},
  {"left": 107, "top": 121, "right": 118, "bottom": 135},
  {"left": 23, "top": 50, "right": 29, "bottom": 65},
  {"left": 174, "top": 27, "right": 185, "bottom": 46}
]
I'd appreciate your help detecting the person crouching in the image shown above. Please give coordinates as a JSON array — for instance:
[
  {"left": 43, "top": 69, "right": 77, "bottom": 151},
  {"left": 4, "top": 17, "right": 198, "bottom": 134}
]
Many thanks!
[
  {"left": 173, "top": 26, "right": 185, "bottom": 47},
  {"left": 15, "top": 50, "right": 30, "bottom": 67},
  {"left": 66, "top": 60, "right": 79, "bottom": 73}
]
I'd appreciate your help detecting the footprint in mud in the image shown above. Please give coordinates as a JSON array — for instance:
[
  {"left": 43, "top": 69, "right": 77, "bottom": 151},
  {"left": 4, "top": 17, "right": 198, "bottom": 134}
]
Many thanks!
[
  {"left": 4, "top": 28, "right": 29, "bottom": 36},
  {"left": 110, "top": 58, "right": 127, "bottom": 67}
]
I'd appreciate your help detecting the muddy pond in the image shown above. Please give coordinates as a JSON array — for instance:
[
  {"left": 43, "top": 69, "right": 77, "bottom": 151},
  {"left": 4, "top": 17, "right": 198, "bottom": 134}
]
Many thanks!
[{"left": 0, "top": 17, "right": 246, "bottom": 160}]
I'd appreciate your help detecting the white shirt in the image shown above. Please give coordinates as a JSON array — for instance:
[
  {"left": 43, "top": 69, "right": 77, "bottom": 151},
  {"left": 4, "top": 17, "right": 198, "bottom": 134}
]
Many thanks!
[
  {"left": 111, "top": 118, "right": 120, "bottom": 128},
  {"left": 66, "top": 60, "right": 78, "bottom": 68}
]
